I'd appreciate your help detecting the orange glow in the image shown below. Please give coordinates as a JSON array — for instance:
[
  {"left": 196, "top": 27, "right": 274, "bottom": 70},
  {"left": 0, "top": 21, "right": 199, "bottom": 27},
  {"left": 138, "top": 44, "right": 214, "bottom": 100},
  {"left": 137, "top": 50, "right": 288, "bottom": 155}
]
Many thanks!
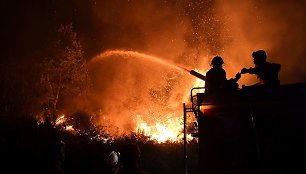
[
  {"left": 85, "top": 49, "right": 202, "bottom": 143},
  {"left": 37, "top": 51, "right": 208, "bottom": 143},
  {"left": 65, "top": 125, "right": 75, "bottom": 132},
  {"left": 192, "top": 69, "right": 206, "bottom": 92},
  {"left": 90, "top": 50, "right": 189, "bottom": 73},
  {"left": 135, "top": 114, "right": 190, "bottom": 143},
  {"left": 30, "top": 0, "right": 306, "bottom": 145},
  {"left": 130, "top": 76, "right": 202, "bottom": 143},
  {"left": 55, "top": 114, "right": 66, "bottom": 125}
]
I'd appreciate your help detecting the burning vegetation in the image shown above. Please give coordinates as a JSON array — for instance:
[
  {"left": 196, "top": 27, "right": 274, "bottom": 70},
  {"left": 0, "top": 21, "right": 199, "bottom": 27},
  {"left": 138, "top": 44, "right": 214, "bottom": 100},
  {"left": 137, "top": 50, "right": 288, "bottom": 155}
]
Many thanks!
[
  {"left": 32, "top": 24, "right": 202, "bottom": 143},
  {"left": 2, "top": 0, "right": 306, "bottom": 173}
]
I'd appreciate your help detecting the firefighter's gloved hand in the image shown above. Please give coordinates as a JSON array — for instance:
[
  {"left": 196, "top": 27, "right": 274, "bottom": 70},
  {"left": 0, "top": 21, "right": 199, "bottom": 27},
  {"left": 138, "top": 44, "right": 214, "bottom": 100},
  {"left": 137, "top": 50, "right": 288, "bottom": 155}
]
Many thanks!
[{"left": 241, "top": 68, "right": 249, "bottom": 74}]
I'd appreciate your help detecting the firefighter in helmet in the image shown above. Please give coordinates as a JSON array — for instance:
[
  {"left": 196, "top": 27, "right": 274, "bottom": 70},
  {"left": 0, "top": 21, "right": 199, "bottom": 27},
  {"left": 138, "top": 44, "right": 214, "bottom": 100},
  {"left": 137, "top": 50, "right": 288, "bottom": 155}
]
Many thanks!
[
  {"left": 205, "top": 56, "right": 241, "bottom": 94},
  {"left": 241, "top": 50, "right": 281, "bottom": 88}
]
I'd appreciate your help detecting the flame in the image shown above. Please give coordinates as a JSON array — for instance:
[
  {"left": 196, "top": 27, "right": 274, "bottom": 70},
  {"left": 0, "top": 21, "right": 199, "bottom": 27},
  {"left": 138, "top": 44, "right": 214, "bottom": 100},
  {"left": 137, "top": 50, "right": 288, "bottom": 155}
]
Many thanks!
[
  {"left": 65, "top": 125, "right": 75, "bottom": 132},
  {"left": 134, "top": 101, "right": 196, "bottom": 143},
  {"left": 135, "top": 115, "right": 184, "bottom": 143},
  {"left": 37, "top": 111, "right": 196, "bottom": 143},
  {"left": 36, "top": 74, "right": 203, "bottom": 144},
  {"left": 136, "top": 120, "right": 192, "bottom": 143},
  {"left": 132, "top": 76, "right": 203, "bottom": 143},
  {"left": 55, "top": 114, "right": 66, "bottom": 125}
]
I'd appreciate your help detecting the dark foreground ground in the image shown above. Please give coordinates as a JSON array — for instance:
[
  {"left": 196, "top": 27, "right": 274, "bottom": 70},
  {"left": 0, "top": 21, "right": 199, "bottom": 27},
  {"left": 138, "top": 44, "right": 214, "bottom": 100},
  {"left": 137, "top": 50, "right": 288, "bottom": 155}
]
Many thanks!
[{"left": 0, "top": 115, "right": 199, "bottom": 174}]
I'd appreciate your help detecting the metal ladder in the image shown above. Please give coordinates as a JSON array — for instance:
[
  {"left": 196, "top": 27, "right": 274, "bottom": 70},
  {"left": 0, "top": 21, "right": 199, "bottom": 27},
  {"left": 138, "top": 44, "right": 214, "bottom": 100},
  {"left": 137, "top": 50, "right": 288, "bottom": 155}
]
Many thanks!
[{"left": 182, "top": 87, "right": 205, "bottom": 174}]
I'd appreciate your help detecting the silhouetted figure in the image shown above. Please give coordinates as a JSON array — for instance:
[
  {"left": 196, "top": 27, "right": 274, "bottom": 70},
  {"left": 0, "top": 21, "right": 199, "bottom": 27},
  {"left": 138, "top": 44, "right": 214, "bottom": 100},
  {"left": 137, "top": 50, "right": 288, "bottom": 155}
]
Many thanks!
[
  {"left": 115, "top": 143, "right": 149, "bottom": 174},
  {"left": 241, "top": 50, "right": 281, "bottom": 89},
  {"left": 205, "top": 56, "right": 241, "bottom": 94}
]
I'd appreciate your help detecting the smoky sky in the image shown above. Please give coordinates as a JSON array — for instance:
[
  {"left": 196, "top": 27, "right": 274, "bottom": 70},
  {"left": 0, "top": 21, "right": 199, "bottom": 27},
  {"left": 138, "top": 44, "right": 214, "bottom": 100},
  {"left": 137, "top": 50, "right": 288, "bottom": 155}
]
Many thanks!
[
  {"left": 86, "top": 0, "right": 306, "bottom": 132},
  {"left": 2, "top": 0, "right": 306, "bottom": 133},
  {"left": 2, "top": 0, "right": 306, "bottom": 83}
]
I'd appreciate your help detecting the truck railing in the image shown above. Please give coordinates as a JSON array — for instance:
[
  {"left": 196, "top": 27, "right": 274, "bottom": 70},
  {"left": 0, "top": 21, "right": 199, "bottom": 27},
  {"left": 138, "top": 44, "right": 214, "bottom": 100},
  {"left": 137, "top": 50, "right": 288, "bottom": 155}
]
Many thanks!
[{"left": 190, "top": 87, "right": 205, "bottom": 118}]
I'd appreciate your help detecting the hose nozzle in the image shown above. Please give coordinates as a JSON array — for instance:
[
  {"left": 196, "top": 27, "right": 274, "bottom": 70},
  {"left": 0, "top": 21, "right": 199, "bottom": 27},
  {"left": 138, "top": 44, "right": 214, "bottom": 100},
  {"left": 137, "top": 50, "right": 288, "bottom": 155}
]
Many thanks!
[{"left": 190, "top": 70, "right": 206, "bottom": 81}]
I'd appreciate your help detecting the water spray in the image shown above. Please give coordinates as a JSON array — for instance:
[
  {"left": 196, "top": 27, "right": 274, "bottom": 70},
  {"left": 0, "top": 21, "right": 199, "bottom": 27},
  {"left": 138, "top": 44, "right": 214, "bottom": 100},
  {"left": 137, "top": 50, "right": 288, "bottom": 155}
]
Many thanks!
[
  {"left": 85, "top": 49, "right": 207, "bottom": 142},
  {"left": 89, "top": 50, "right": 206, "bottom": 81},
  {"left": 89, "top": 50, "right": 186, "bottom": 72}
]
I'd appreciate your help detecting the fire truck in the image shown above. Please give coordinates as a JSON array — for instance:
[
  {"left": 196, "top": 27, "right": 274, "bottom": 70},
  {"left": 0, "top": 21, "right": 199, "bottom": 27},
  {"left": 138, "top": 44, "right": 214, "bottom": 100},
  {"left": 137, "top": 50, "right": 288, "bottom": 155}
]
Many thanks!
[{"left": 184, "top": 82, "right": 306, "bottom": 174}]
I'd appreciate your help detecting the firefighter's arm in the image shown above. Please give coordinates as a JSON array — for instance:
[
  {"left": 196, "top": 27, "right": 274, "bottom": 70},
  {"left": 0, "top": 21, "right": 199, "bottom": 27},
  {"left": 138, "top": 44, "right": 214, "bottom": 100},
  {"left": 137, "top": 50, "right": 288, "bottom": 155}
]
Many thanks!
[
  {"left": 241, "top": 67, "right": 256, "bottom": 74},
  {"left": 241, "top": 68, "right": 249, "bottom": 74}
]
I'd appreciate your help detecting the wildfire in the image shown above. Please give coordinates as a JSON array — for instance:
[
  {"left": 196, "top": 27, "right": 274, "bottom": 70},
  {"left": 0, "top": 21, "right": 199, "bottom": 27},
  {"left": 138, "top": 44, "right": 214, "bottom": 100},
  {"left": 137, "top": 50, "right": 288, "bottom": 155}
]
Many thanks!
[
  {"left": 55, "top": 114, "right": 66, "bottom": 125},
  {"left": 54, "top": 114, "right": 77, "bottom": 132},
  {"left": 137, "top": 121, "right": 194, "bottom": 143},
  {"left": 135, "top": 115, "right": 184, "bottom": 143},
  {"left": 36, "top": 109, "right": 196, "bottom": 143},
  {"left": 65, "top": 125, "right": 75, "bottom": 132},
  {"left": 37, "top": 89, "right": 200, "bottom": 143},
  {"left": 36, "top": 65, "right": 203, "bottom": 144}
]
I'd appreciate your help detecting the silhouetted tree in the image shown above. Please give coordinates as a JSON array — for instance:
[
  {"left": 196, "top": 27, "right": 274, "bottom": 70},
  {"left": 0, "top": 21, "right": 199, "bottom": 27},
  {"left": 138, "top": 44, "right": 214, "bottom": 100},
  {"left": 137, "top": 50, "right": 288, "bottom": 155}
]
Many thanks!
[{"left": 40, "top": 24, "right": 91, "bottom": 124}]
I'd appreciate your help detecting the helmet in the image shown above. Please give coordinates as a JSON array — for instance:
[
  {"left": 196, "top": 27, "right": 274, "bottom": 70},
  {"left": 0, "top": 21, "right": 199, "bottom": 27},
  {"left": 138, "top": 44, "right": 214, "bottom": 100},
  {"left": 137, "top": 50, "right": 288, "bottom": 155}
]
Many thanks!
[
  {"left": 107, "top": 151, "right": 119, "bottom": 166},
  {"left": 211, "top": 56, "right": 224, "bottom": 66},
  {"left": 252, "top": 50, "right": 267, "bottom": 60}
]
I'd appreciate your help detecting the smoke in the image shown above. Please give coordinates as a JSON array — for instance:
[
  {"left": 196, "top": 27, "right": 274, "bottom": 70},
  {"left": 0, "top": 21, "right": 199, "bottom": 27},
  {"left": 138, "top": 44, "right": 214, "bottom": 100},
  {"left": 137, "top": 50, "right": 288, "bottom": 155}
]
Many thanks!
[
  {"left": 85, "top": 1, "right": 200, "bottom": 135},
  {"left": 214, "top": 0, "right": 306, "bottom": 84},
  {"left": 79, "top": 0, "right": 306, "bottom": 136},
  {"left": 87, "top": 50, "right": 191, "bottom": 135},
  {"left": 4, "top": 0, "right": 305, "bottom": 135}
]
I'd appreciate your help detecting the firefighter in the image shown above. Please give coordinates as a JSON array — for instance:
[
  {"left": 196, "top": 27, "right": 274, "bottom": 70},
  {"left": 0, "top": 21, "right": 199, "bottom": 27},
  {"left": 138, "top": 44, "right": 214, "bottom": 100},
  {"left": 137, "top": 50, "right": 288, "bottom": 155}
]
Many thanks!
[
  {"left": 241, "top": 50, "right": 281, "bottom": 89},
  {"left": 205, "top": 56, "right": 241, "bottom": 94}
]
